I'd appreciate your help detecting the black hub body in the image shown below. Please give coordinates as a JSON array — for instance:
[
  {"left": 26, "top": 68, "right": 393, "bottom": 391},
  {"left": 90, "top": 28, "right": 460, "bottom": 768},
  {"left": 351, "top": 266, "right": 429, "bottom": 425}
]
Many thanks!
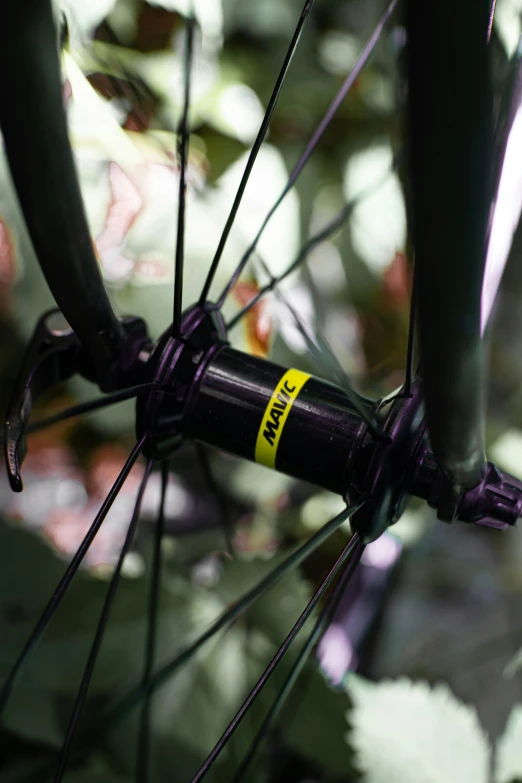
[{"left": 135, "top": 306, "right": 522, "bottom": 542}]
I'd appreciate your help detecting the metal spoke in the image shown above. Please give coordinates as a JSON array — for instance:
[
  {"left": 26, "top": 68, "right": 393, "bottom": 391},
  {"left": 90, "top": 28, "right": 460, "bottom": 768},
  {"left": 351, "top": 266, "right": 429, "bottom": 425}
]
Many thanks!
[
  {"left": 269, "top": 278, "right": 348, "bottom": 384},
  {"left": 26, "top": 384, "right": 155, "bottom": 435},
  {"left": 173, "top": 14, "right": 195, "bottom": 336},
  {"left": 272, "top": 283, "right": 349, "bottom": 391},
  {"left": 231, "top": 539, "right": 364, "bottom": 782},
  {"left": 272, "top": 285, "right": 388, "bottom": 442},
  {"left": 487, "top": 0, "right": 497, "bottom": 42},
  {"left": 0, "top": 436, "right": 146, "bottom": 716},
  {"left": 198, "top": 0, "right": 317, "bottom": 305},
  {"left": 226, "top": 162, "right": 398, "bottom": 332},
  {"left": 55, "top": 457, "right": 153, "bottom": 782},
  {"left": 215, "top": 0, "right": 398, "bottom": 309},
  {"left": 136, "top": 461, "right": 169, "bottom": 783},
  {"left": 190, "top": 532, "right": 361, "bottom": 783},
  {"left": 403, "top": 260, "right": 418, "bottom": 398},
  {"left": 195, "top": 442, "right": 235, "bottom": 555},
  {"left": 99, "top": 496, "right": 367, "bottom": 729},
  {"left": 227, "top": 202, "right": 360, "bottom": 330},
  {"left": 0, "top": 385, "right": 155, "bottom": 446}
]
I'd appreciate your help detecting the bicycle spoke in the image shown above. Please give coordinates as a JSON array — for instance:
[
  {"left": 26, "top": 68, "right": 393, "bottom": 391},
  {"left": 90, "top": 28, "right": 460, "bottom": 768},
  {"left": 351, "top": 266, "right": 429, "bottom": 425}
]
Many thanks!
[
  {"left": 136, "top": 461, "right": 169, "bottom": 783},
  {"left": 231, "top": 539, "right": 364, "bottom": 782},
  {"left": 226, "top": 206, "right": 355, "bottom": 331},
  {"left": 272, "top": 285, "right": 388, "bottom": 442},
  {"left": 269, "top": 278, "right": 347, "bottom": 384},
  {"left": 172, "top": 13, "right": 195, "bottom": 336},
  {"left": 215, "top": 0, "right": 398, "bottom": 308},
  {"left": 99, "top": 496, "right": 367, "bottom": 728},
  {"left": 487, "top": 0, "right": 497, "bottom": 42},
  {"left": 0, "top": 436, "right": 146, "bottom": 716},
  {"left": 0, "top": 384, "right": 154, "bottom": 445},
  {"left": 403, "top": 260, "right": 418, "bottom": 398},
  {"left": 25, "top": 384, "right": 155, "bottom": 436},
  {"left": 272, "top": 283, "right": 347, "bottom": 389},
  {"left": 227, "top": 162, "right": 398, "bottom": 332},
  {"left": 55, "top": 457, "right": 153, "bottom": 782},
  {"left": 195, "top": 442, "right": 235, "bottom": 555},
  {"left": 190, "top": 532, "right": 361, "bottom": 783},
  {"left": 198, "top": 0, "right": 317, "bottom": 304}
]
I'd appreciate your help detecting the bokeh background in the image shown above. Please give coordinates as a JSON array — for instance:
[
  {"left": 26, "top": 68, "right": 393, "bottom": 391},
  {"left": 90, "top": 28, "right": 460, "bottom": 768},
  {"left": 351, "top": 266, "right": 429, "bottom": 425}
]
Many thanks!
[{"left": 2, "top": 1, "right": 522, "bottom": 781}]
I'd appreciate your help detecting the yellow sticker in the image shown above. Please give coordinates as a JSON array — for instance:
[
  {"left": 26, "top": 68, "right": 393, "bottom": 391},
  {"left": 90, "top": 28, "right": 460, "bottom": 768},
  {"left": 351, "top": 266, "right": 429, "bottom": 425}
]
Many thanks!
[{"left": 255, "top": 368, "right": 311, "bottom": 468}]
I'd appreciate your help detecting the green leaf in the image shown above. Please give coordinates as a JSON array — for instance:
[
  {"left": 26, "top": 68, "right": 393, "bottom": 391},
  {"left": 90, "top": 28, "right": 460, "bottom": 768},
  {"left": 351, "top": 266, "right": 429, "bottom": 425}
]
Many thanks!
[
  {"left": 0, "top": 520, "right": 314, "bottom": 779},
  {"left": 0, "top": 521, "right": 149, "bottom": 748},
  {"left": 214, "top": 550, "right": 313, "bottom": 646},
  {"left": 504, "top": 647, "right": 522, "bottom": 679},
  {"left": 102, "top": 606, "right": 274, "bottom": 781},
  {"left": 0, "top": 752, "right": 128, "bottom": 783},
  {"left": 282, "top": 665, "right": 357, "bottom": 778},
  {"left": 222, "top": 0, "right": 304, "bottom": 37},
  {"left": 346, "top": 675, "right": 491, "bottom": 783},
  {"left": 105, "top": 551, "right": 315, "bottom": 779}
]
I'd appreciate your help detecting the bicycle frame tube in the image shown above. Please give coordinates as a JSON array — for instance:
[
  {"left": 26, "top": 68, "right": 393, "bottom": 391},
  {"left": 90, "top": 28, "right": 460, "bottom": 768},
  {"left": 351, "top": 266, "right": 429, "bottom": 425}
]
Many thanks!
[
  {"left": 405, "top": 0, "right": 492, "bottom": 497},
  {"left": 482, "top": 43, "right": 522, "bottom": 331},
  {"left": 0, "top": 0, "right": 124, "bottom": 388}
]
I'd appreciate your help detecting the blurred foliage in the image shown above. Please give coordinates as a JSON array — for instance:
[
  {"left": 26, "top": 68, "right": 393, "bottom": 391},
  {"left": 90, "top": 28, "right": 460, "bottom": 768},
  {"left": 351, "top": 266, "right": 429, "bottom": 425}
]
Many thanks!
[{"left": 3, "top": 1, "right": 522, "bottom": 782}]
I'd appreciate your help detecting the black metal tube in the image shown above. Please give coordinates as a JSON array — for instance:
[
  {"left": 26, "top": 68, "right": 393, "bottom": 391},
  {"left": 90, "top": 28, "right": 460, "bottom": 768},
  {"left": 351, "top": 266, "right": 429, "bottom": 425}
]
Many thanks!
[
  {"left": 0, "top": 0, "right": 124, "bottom": 387},
  {"left": 186, "top": 348, "right": 366, "bottom": 495},
  {"left": 405, "top": 0, "right": 491, "bottom": 491}
]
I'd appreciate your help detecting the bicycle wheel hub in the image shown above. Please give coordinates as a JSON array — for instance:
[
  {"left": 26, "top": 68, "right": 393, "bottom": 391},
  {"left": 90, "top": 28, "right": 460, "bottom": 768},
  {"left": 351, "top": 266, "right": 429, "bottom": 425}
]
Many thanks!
[{"left": 135, "top": 306, "right": 522, "bottom": 542}]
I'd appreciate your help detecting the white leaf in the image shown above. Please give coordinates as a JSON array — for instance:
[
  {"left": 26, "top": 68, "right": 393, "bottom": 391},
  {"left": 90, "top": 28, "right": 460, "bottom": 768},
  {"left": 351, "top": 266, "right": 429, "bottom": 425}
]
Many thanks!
[
  {"left": 347, "top": 676, "right": 490, "bottom": 783},
  {"left": 489, "top": 429, "right": 522, "bottom": 481},
  {"left": 147, "top": 0, "right": 223, "bottom": 49},
  {"left": 494, "top": 0, "right": 522, "bottom": 59},
  {"left": 64, "top": 53, "right": 143, "bottom": 169},
  {"left": 319, "top": 31, "right": 361, "bottom": 76},
  {"left": 207, "top": 144, "right": 300, "bottom": 283},
  {"left": 55, "top": 0, "right": 117, "bottom": 47},
  {"left": 495, "top": 705, "right": 522, "bottom": 783},
  {"left": 206, "top": 83, "right": 265, "bottom": 144},
  {"left": 343, "top": 144, "right": 406, "bottom": 274},
  {"left": 300, "top": 492, "right": 346, "bottom": 532}
]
